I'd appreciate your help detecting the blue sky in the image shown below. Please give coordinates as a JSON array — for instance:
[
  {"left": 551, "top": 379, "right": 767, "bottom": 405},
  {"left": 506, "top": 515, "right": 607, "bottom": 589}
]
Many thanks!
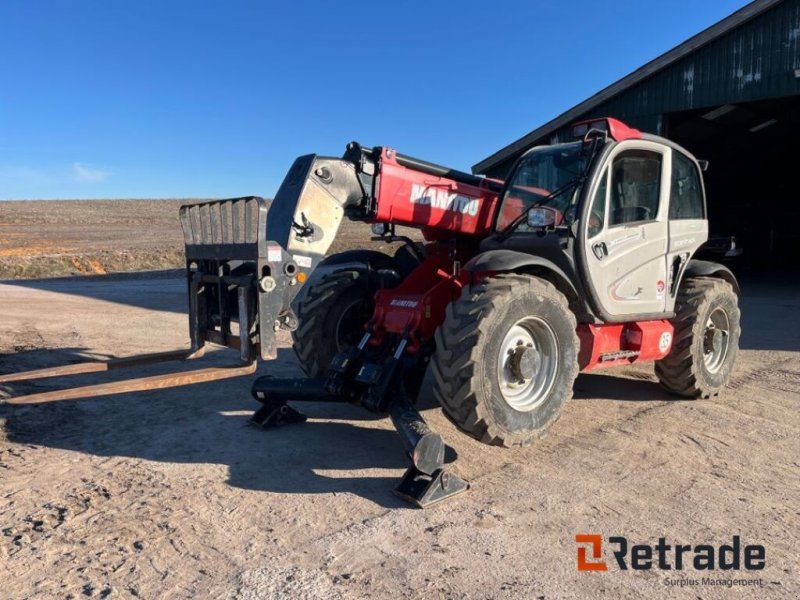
[{"left": 0, "top": 0, "right": 751, "bottom": 200}]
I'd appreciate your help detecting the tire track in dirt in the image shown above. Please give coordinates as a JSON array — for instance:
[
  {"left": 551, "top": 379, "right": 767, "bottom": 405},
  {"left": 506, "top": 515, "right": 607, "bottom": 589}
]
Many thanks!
[
  {"left": 729, "top": 357, "right": 800, "bottom": 394},
  {"left": 0, "top": 453, "right": 221, "bottom": 599}
]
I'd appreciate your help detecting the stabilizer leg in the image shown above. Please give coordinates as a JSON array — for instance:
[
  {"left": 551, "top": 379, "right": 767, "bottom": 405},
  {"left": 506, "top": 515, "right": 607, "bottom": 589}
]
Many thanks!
[
  {"left": 248, "top": 373, "right": 469, "bottom": 507},
  {"left": 250, "top": 402, "right": 307, "bottom": 429},
  {"left": 249, "top": 375, "right": 342, "bottom": 429},
  {"left": 393, "top": 466, "right": 470, "bottom": 508},
  {"left": 388, "top": 397, "right": 469, "bottom": 508}
]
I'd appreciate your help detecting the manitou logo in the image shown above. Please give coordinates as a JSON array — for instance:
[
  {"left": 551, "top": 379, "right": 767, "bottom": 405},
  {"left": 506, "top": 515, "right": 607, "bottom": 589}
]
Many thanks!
[
  {"left": 409, "top": 184, "right": 480, "bottom": 217},
  {"left": 575, "top": 534, "right": 766, "bottom": 572},
  {"left": 389, "top": 299, "right": 419, "bottom": 308}
]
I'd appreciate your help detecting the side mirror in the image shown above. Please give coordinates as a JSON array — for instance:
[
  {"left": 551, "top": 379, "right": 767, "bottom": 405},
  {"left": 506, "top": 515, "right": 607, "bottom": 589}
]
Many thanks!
[
  {"left": 371, "top": 222, "right": 389, "bottom": 236},
  {"left": 527, "top": 207, "right": 556, "bottom": 229},
  {"left": 697, "top": 159, "right": 709, "bottom": 172}
]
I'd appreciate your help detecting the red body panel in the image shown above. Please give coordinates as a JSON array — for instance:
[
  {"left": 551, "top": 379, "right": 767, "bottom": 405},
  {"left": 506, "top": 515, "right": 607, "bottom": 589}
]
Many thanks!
[
  {"left": 571, "top": 117, "right": 642, "bottom": 141},
  {"left": 368, "top": 243, "right": 473, "bottom": 353},
  {"left": 368, "top": 248, "right": 673, "bottom": 370},
  {"left": 606, "top": 118, "right": 643, "bottom": 141},
  {"left": 577, "top": 321, "right": 673, "bottom": 371},
  {"left": 373, "top": 149, "right": 501, "bottom": 238}
]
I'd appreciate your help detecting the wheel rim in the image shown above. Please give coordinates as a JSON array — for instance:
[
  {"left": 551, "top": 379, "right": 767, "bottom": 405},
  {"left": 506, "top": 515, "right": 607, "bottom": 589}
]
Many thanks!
[
  {"left": 703, "top": 306, "right": 730, "bottom": 374},
  {"left": 496, "top": 316, "right": 558, "bottom": 412},
  {"left": 334, "top": 299, "right": 372, "bottom": 352}
]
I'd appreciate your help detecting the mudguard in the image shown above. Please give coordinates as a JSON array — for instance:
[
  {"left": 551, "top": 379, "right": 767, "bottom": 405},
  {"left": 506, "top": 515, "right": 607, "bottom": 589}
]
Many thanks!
[
  {"left": 318, "top": 249, "right": 398, "bottom": 272},
  {"left": 683, "top": 259, "right": 740, "bottom": 295},
  {"left": 463, "top": 249, "right": 580, "bottom": 299}
]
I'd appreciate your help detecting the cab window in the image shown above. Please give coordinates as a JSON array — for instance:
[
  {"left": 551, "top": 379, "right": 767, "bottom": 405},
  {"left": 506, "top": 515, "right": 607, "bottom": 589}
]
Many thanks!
[
  {"left": 495, "top": 142, "right": 588, "bottom": 231},
  {"left": 670, "top": 151, "right": 705, "bottom": 219},
  {"left": 587, "top": 170, "right": 607, "bottom": 238},
  {"left": 609, "top": 149, "right": 662, "bottom": 226}
]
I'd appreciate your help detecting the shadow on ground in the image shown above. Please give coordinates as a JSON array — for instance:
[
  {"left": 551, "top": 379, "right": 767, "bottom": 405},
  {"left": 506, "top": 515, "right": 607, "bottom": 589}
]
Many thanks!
[
  {"left": 572, "top": 372, "right": 672, "bottom": 402},
  {"left": 1, "top": 346, "right": 679, "bottom": 510},
  {"left": 0, "top": 347, "right": 450, "bottom": 509},
  {"left": 0, "top": 270, "right": 189, "bottom": 316}
]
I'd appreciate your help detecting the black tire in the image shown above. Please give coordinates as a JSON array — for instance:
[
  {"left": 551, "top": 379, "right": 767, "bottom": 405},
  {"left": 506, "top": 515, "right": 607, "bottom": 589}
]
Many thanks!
[
  {"left": 292, "top": 269, "right": 377, "bottom": 376},
  {"left": 431, "top": 274, "right": 579, "bottom": 447},
  {"left": 656, "top": 277, "right": 740, "bottom": 398}
]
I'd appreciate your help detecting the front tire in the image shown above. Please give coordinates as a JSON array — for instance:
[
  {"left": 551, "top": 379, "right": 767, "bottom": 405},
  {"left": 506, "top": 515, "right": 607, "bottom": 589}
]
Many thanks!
[
  {"left": 292, "top": 269, "right": 377, "bottom": 376},
  {"left": 431, "top": 274, "right": 579, "bottom": 447},
  {"left": 656, "top": 277, "right": 740, "bottom": 398}
]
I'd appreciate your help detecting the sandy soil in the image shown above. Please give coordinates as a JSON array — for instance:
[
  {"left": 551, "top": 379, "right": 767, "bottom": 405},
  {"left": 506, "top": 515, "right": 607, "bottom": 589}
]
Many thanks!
[
  {"left": 0, "top": 272, "right": 797, "bottom": 599},
  {"left": 0, "top": 200, "right": 412, "bottom": 279}
]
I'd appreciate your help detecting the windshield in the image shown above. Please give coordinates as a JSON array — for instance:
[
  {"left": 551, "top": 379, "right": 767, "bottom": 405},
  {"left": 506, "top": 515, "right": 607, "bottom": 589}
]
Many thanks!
[{"left": 496, "top": 142, "right": 589, "bottom": 231}]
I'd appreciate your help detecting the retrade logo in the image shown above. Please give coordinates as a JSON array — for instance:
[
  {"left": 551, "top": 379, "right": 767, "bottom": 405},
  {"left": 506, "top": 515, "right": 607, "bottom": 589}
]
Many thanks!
[
  {"left": 575, "top": 534, "right": 766, "bottom": 572},
  {"left": 576, "top": 534, "right": 608, "bottom": 571}
]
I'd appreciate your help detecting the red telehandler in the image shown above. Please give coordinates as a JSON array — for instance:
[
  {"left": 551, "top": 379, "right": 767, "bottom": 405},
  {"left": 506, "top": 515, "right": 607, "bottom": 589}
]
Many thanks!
[{"left": 2, "top": 119, "right": 740, "bottom": 506}]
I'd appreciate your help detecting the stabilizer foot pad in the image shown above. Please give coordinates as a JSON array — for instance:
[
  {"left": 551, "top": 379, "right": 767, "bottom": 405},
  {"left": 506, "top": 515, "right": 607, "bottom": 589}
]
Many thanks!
[
  {"left": 250, "top": 403, "right": 307, "bottom": 429},
  {"left": 393, "top": 467, "right": 470, "bottom": 508}
]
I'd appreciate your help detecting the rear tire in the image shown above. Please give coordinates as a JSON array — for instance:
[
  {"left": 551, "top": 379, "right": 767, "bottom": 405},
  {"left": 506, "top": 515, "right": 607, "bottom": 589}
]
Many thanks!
[
  {"left": 431, "top": 274, "right": 579, "bottom": 447},
  {"left": 656, "top": 277, "right": 740, "bottom": 398},
  {"left": 292, "top": 269, "right": 377, "bottom": 376}
]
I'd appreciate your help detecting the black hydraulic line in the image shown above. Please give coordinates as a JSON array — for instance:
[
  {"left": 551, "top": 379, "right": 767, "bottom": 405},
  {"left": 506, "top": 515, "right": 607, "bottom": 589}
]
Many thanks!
[{"left": 393, "top": 152, "right": 503, "bottom": 193}]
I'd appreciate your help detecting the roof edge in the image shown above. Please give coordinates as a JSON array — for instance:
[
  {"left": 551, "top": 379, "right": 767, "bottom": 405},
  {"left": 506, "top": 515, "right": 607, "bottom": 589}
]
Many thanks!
[{"left": 472, "top": 0, "right": 780, "bottom": 174}]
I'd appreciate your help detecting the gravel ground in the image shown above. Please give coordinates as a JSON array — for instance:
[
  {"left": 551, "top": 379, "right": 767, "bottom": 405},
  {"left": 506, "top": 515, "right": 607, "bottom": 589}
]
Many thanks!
[{"left": 0, "top": 273, "right": 797, "bottom": 599}]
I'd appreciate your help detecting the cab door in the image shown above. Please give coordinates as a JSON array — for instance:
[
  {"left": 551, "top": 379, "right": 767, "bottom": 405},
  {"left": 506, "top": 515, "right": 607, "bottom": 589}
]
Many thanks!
[
  {"left": 582, "top": 140, "right": 671, "bottom": 318},
  {"left": 664, "top": 149, "right": 708, "bottom": 313}
]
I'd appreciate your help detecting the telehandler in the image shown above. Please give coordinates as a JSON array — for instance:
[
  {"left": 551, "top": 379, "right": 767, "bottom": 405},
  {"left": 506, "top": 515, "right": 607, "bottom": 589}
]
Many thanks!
[{"left": 3, "top": 118, "right": 740, "bottom": 506}]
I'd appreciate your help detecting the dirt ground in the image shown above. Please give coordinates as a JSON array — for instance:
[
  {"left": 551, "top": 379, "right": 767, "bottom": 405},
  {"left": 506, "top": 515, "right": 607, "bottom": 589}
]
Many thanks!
[
  {"left": 0, "top": 200, "right": 408, "bottom": 279},
  {"left": 0, "top": 268, "right": 797, "bottom": 598}
]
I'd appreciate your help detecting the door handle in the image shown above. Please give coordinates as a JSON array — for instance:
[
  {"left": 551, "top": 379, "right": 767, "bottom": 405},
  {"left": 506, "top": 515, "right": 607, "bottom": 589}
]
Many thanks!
[{"left": 592, "top": 242, "right": 608, "bottom": 260}]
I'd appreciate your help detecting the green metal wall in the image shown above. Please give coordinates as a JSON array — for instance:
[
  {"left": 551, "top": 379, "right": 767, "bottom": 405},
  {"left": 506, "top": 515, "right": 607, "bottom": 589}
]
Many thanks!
[{"left": 486, "top": 0, "right": 800, "bottom": 178}]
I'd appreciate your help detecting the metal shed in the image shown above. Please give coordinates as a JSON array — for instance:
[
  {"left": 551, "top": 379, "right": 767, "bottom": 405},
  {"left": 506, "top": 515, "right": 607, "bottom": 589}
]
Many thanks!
[{"left": 475, "top": 0, "right": 800, "bottom": 267}]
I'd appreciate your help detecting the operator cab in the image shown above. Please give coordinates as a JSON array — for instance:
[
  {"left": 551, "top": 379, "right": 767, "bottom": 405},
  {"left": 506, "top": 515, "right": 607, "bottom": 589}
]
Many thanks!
[
  {"left": 495, "top": 118, "right": 646, "bottom": 236},
  {"left": 487, "top": 117, "right": 709, "bottom": 323}
]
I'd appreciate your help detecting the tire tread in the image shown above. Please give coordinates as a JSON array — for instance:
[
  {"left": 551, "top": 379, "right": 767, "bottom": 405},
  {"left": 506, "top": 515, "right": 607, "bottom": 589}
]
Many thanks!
[
  {"left": 431, "top": 274, "right": 579, "bottom": 447},
  {"left": 655, "top": 277, "right": 740, "bottom": 398}
]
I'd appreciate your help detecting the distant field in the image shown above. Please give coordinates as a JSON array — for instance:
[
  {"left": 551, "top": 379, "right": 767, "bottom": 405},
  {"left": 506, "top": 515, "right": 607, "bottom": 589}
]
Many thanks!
[
  {"left": 0, "top": 199, "right": 413, "bottom": 279},
  {"left": 0, "top": 200, "right": 188, "bottom": 278}
]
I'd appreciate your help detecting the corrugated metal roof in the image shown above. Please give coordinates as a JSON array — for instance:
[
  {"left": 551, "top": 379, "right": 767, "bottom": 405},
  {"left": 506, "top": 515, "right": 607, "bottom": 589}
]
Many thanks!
[{"left": 473, "top": 0, "right": 790, "bottom": 175}]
